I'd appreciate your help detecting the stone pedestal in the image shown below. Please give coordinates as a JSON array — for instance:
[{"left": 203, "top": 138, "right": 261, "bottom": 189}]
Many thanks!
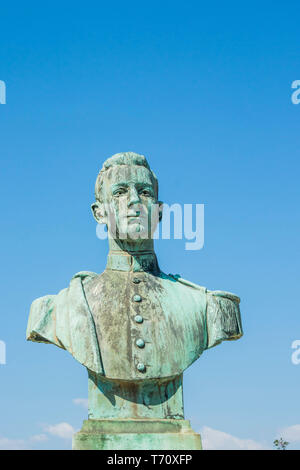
[{"left": 72, "top": 419, "right": 202, "bottom": 450}]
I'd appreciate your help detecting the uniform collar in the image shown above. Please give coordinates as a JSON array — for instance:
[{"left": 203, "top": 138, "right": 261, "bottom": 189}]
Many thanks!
[{"left": 106, "top": 250, "right": 160, "bottom": 273}]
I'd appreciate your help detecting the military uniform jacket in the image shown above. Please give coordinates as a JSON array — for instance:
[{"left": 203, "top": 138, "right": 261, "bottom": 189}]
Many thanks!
[{"left": 26, "top": 255, "right": 243, "bottom": 381}]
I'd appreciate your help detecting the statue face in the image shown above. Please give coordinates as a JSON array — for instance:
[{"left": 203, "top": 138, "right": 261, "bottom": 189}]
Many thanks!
[{"left": 99, "top": 165, "right": 161, "bottom": 241}]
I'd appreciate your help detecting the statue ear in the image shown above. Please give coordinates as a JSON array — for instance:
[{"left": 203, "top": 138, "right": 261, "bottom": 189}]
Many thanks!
[
  {"left": 91, "top": 201, "right": 107, "bottom": 224},
  {"left": 158, "top": 201, "right": 163, "bottom": 222}
]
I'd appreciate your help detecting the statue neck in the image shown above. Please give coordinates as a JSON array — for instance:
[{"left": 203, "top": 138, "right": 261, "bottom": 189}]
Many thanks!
[{"left": 106, "top": 238, "right": 159, "bottom": 273}]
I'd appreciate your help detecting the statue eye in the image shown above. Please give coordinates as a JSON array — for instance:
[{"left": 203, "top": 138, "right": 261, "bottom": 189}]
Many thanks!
[
  {"left": 114, "top": 188, "right": 127, "bottom": 196},
  {"left": 140, "top": 189, "right": 151, "bottom": 196}
]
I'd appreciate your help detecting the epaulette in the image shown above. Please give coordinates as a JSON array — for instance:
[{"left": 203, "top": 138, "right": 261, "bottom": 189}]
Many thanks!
[
  {"left": 208, "top": 290, "right": 240, "bottom": 304},
  {"left": 71, "top": 271, "right": 98, "bottom": 281}
]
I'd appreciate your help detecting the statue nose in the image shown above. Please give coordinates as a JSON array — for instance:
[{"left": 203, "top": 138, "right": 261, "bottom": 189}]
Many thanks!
[{"left": 128, "top": 188, "right": 140, "bottom": 206}]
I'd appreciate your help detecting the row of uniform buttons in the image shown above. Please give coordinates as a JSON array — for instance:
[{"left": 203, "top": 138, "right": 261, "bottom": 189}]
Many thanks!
[{"left": 132, "top": 277, "right": 146, "bottom": 373}]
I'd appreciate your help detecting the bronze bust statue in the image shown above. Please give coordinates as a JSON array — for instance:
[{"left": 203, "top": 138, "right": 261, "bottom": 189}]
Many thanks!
[{"left": 27, "top": 152, "right": 243, "bottom": 449}]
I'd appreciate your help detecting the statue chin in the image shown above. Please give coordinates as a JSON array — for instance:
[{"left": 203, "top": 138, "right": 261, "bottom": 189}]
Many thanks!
[
  {"left": 117, "top": 227, "right": 150, "bottom": 242},
  {"left": 107, "top": 220, "right": 154, "bottom": 243}
]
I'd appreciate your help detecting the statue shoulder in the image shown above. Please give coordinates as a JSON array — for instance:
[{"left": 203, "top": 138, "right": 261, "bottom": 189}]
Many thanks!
[
  {"left": 27, "top": 271, "right": 103, "bottom": 374},
  {"left": 162, "top": 273, "right": 241, "bottom": 306},
  {"left": 165, "top": 273, "right": 207, "bottom": 293},
  {"left": 26, "top": 272, "right": 97, "bottom": 343}
]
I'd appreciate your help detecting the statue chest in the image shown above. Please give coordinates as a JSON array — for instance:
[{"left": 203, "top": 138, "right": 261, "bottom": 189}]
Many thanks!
[{"left": 84, "top": 271, "right": 207, "bottom": 380}]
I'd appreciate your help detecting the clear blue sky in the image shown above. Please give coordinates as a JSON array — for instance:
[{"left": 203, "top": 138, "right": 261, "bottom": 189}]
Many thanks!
[{"left": 0, "top": 0, "right": 299, "bottom": 450}]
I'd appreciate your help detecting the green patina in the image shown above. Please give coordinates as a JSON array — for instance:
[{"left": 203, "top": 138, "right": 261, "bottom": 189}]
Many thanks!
[{"left": 27, "top": 152, "right": 243, "bottom": 450}]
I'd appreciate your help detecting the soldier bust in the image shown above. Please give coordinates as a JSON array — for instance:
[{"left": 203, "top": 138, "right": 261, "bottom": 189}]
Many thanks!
[{"left": 27, "top": 152, "right": 243, "bottom": 450}]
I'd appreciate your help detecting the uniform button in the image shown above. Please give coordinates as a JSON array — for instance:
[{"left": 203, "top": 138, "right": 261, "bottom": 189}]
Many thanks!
[
  {"left": 133, "top": 278, "right": 141, "bottom": 284},
  {"left": 133, "top": 294, "right": 142, "bottom": 302},
  {"left": 136, "top": 338, "right": 145, "bottom": 348},
  {"left": 134, "top": 315, "right": 143, "bottom": 323},
  {"left": 137, "top": 363, "right": 146, "bottom": 372}
]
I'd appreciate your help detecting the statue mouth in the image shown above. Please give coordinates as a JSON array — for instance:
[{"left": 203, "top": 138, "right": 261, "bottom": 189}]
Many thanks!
[
  {"left": 127, "top": 216, "right": 144, "bottom": 224},
  {"left": 127, "top": 212, "right": 142, "bottom": 219}
]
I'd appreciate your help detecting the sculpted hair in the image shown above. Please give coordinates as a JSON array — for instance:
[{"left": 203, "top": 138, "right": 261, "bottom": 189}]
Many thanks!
[{"left": 94, "top": 152, "right": 159, "bottom": 202}]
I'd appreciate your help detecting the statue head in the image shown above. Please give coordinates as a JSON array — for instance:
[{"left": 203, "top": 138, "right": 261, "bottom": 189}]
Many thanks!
[{"left": 92, "top": 152, "right": 163, "bottom": 246}]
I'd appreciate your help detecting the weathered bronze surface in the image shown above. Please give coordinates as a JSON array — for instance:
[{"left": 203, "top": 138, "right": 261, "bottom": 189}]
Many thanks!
[{"left": 26, "top": 152, "right": 243, "bottom": 450}]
